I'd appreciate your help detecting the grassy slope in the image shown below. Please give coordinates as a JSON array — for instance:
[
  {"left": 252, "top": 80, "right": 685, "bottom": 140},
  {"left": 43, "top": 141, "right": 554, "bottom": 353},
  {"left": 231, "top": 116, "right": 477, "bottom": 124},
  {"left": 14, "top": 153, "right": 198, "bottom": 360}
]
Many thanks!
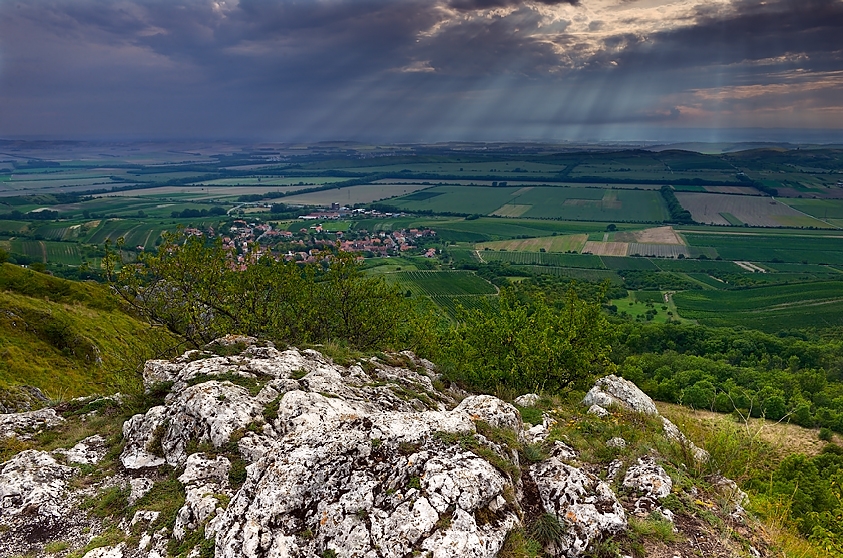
[{"left": 0, "top": 264, "right": 177, "bottom": 402}]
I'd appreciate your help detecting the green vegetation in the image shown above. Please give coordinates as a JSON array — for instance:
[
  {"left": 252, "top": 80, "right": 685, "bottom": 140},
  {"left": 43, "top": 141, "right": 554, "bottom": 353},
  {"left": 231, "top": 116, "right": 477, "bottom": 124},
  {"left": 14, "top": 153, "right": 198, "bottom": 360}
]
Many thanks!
[{"left": 0, "top": 263, "right": 176, "bottom": 401}]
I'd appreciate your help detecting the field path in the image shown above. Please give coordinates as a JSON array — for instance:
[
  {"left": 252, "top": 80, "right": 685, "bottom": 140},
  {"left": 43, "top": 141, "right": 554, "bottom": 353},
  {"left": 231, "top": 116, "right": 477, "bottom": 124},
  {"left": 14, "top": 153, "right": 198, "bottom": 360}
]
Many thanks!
[
  {"left": 474, "top": 250, "right": 485, "bottom": 263},
  {"left": 39, "top": 241, "right": 47, "bottom": 263}
]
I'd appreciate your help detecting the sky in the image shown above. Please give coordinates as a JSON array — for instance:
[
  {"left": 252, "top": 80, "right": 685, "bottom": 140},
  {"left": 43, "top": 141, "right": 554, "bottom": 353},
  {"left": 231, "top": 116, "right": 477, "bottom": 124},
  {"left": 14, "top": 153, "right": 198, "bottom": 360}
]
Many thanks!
[{"left": 0, "top": 0, "right": 842, "bottom": 143}]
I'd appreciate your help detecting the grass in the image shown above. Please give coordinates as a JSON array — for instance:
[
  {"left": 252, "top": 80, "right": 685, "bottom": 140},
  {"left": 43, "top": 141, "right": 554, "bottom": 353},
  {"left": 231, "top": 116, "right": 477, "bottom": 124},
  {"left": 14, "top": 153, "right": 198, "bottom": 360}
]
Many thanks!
[{"left": 0, "top": 264, "right": 178, "bottom": 400}]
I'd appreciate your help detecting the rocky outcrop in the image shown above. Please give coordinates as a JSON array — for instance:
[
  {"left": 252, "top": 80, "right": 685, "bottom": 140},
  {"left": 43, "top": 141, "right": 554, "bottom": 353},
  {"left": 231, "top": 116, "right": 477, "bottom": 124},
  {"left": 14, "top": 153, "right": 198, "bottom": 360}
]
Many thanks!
[
  {"left": 530, "top": 458, "right": 626, "bottom": 556},
  {"left": 583, "top": 374, "right": 709, "bottom": 462},
  {"left": 0, "top": 408, "right": 64, "bottom": 440},
  {"left": 0, "top": 343, "right": 759, "bottom": 558}
]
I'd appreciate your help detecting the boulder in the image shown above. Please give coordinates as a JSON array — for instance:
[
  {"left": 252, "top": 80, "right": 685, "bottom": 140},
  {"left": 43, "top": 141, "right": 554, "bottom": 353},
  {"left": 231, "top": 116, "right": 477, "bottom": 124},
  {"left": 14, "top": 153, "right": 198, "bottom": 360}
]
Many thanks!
[
  {"left": 455, "top": 395, "right": 523, "bottom": 436},
  {"left": 514, "top": 393, "right": 540, "bottom": 407},
  {"left": 0, "top": 408, "right": 64, "bottom": 440},
  {"left": 213, "top": 414, "right": 518, "bottom": 558},
  {"left": 582, "top": 375, "right": 659, "bottom": 415},
  {"left": 623, "top": 457, "right": 672, "bottom": 499},
  {"left": 0, "top": 450, "right": 75, "bottom": 520},
  {"left": 530, "top": 457, "right": 627, "bottom": 556}
]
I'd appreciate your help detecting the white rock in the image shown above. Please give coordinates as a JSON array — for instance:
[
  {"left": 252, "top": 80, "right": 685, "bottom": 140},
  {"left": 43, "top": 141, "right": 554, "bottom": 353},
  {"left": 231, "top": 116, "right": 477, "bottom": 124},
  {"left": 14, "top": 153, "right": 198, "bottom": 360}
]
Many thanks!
[
  {"left": 455, "top": 395, "right": 522, "bottom": 436},
  {"left": 623, "top": 457, "right": 672, "bottom": 499},
  {"left": 213, "top": 411, "right": 517, "bottom": 558},
  {"left": 583, "top": 375, "right": 659, "bottom": 415},
  {"left": 120, "top": 405, "right": 167, "bottom": 470},
  {"left": 0, "top": 408, "right": 65, "bottom": 440},
  {"left": 551, "top": 441, "right": 579, "bottom": 461},
  {"left": 606, "top": 459, "right": 624, "bottom": 482},
  {"left": 55, "top": 434, "right": 107, "bottom": 465},
  {"left": 0, "top": 450, "right": 74, "bottom": 519},
  {"left": 131, "top": 510, "right": 161, "bottom": 527},
  {"left": 606, "top": 437, "right": 627, "bottom": 449},
  {"left": 129, "top": 478, "right": 155, "bottom": 504},
  {"left": 81, "top": 544, "right": 124, "bottom": 558},
  {"left": 179, "top": 453, "right": 231, "bottom": 487},
  {"left": 420, "top": 507, "right": 517, "bottom": 558},
  {"left": 514, "top": 393, "right": 540, "bottom": 407},
  {"left": 530, "top": 457, "right": 627, "bottom": 556},
  {"left": 524, "top": 423, "right": 548, "bottom": 444}
]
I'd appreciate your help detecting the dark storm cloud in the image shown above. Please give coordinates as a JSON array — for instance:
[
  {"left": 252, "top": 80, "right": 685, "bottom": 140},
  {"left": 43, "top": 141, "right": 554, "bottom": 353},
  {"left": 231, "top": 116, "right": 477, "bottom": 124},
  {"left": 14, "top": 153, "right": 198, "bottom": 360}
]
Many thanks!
[
  {"left": 449, "top": 0, "right": 579, "bottom": 11},
  {"left": 0, "top": 0, "right": 841, "bottom": 140}
]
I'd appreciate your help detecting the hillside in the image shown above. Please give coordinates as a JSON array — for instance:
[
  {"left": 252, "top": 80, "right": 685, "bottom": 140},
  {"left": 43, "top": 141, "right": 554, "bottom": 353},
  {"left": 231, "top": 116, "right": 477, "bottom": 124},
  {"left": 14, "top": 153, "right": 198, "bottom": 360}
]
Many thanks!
[
  {"left": 0, "top": 263, "right": 177, "bottom": 408},
  {"left": 0, "top": 338, "right": 789, "bottom": 558}
]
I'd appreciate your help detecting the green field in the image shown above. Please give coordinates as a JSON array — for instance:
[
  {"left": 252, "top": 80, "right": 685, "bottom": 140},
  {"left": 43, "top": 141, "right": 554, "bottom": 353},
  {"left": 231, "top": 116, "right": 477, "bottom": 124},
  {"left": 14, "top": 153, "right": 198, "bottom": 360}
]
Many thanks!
[
  {"left": 514, "top": 266, "right": 623, "bottom": 284},
  {"left": 388, "top": 185, "right": 668, "bottom": 222},
  {"left": 684, "top": 233, "right": 843, "bottom": 265},
  {"left": 478, "top": 250, "right": 605, "bottom": 269},
  {"left": 600, "top": 257, "right": 659, "bottom": 270},
  {"left": 673, "top": 281, "right": 843, "bottom": 330},
  {"left": 784, "top": 198, "right": 843, "bottom": 220},
  {"left": 386, "top": 270, "right": 497, "bottom": 296}
]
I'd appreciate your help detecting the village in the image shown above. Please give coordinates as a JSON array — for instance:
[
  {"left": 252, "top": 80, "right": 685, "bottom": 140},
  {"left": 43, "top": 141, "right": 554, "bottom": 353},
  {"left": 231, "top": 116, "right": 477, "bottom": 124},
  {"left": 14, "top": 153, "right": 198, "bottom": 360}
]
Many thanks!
[{"left": 181, "top": 209, "right": 438, "bottom": 266}]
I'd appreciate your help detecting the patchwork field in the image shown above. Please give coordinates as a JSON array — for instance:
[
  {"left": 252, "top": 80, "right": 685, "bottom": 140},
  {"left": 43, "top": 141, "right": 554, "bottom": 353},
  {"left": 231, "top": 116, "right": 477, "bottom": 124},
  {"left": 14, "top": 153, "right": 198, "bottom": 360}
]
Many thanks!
[
  {"left": 582, "top": 241, "right": 629, "bottom": 256},
  {"left": 276, "top": 184, "right": 430, "bottom": 206},
  {"left": 683, "top": 232, "right": 843, "bottom": 265},
  {"left": 385, "top": 270, "right": 497, "bottom": 297},
  {"left": 676, "top": 192, "right": 828, "bottom": 227},
  {"left": 476, "top": 234, "right": 588, "bottom": 253},
  {"left": 613, "top": 226, "right": 685, "bottom": 245},
  {"left": 388, "top": 185, "right": 668, "bottom": 222}
]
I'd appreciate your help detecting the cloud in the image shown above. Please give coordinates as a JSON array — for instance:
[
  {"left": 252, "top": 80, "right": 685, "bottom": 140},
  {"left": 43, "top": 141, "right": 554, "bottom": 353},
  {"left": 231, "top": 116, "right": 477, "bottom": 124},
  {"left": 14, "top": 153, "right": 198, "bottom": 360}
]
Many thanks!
[{"left": 0, "top": 0, "right": 840, "bottom": 140}]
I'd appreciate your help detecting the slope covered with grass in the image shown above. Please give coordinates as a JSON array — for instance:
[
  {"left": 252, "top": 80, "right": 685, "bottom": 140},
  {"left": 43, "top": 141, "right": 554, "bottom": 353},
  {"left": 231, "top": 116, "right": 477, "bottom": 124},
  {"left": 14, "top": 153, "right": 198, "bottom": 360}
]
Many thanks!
[{"left": 0, "top": 263, "right": 177, "bottom": 406}]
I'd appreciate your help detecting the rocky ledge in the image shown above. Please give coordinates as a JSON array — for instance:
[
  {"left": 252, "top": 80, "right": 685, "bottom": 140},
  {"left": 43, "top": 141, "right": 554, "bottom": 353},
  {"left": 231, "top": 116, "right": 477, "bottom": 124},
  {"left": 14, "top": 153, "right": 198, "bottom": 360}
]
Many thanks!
[{"left": 0, "top": 338, "right": 767, "bottom": 558}]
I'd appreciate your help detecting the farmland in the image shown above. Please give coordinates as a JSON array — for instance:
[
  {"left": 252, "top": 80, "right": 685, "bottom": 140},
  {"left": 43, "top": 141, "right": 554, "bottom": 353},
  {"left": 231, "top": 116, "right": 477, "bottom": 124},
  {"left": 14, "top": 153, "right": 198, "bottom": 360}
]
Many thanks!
[
  {"left": 2, "top": 141, "right": 843, "bottom": 332},
  {"left": 476, "top": 234, "right": 588, "bottom": 253},
  {"left": 478, "top": 251, "right": 604, "bottom": 268},
  {"left": 675, "top": 192, "right": 829, "bottom": 227},
  {"left": 672, "top": 282, "right": 843, "bottom": 331},
  {"left": 387, "top": 185, "right": 669, "bottom": 222}
]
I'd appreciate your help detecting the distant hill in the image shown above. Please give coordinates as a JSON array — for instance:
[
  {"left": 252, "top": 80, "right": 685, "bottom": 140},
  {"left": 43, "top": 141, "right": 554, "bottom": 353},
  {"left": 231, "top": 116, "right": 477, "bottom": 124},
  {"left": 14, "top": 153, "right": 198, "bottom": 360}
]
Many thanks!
[{"left": 0, "top": 263, "right": 177, "bottom": 410}]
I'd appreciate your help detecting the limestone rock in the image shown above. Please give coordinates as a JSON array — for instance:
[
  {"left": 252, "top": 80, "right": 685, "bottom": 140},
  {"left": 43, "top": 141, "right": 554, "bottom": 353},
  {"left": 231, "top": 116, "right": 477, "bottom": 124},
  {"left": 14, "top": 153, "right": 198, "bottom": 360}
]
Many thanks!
[
  {"left": 530, "top": 457, "right": 627, "bottom": 556},
  {"left": 586, "top": 404, "right": 610, "bottom": 417},
  {"left": 582, "top": 375, "right": 659, "bottom": 415},
  {"left": 0, "top": 408, "right": 65, "bottom": 440},
  {"left": 122, "top": 381, "right": 264, "bottom": 467},
  {"left": 606, "top": 437, "right": 627, "bottom": 449},
  {"left": 662, "top": 417, "right": 710, "bottom": 462},
  {"left": 213, "top": 412, "right": 518, "bottom": 558},
  {"left": 129, "top": 478, "right": 155, "bottom": 504},
  {"left": 623, "top": 457, "right": 673, "bottom": 499},
  {"left": 514, "top": 393, "right": 540, "bottom": 407},
  {"left": 81, "top": 543, "right": 125, "bottom": 558},
  {"left": 455, "top": 395, "right": 522, "bottom": 436},
  {"left": 54, "top": 434, "right": 107, "bottom": 465},
  {"left": 0, "top": 450, "right": 75, "bottom": 520}
]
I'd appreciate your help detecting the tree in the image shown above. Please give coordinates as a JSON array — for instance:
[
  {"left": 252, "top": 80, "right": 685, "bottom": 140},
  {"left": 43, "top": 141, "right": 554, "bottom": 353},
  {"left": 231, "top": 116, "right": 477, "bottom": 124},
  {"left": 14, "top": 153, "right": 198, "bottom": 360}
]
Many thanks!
[
  {"left": 105, "top": 232, "right": 422, "bottom": 351},
  {"left": 442, "top": 287, "right": 615, "bottom": 393}
]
